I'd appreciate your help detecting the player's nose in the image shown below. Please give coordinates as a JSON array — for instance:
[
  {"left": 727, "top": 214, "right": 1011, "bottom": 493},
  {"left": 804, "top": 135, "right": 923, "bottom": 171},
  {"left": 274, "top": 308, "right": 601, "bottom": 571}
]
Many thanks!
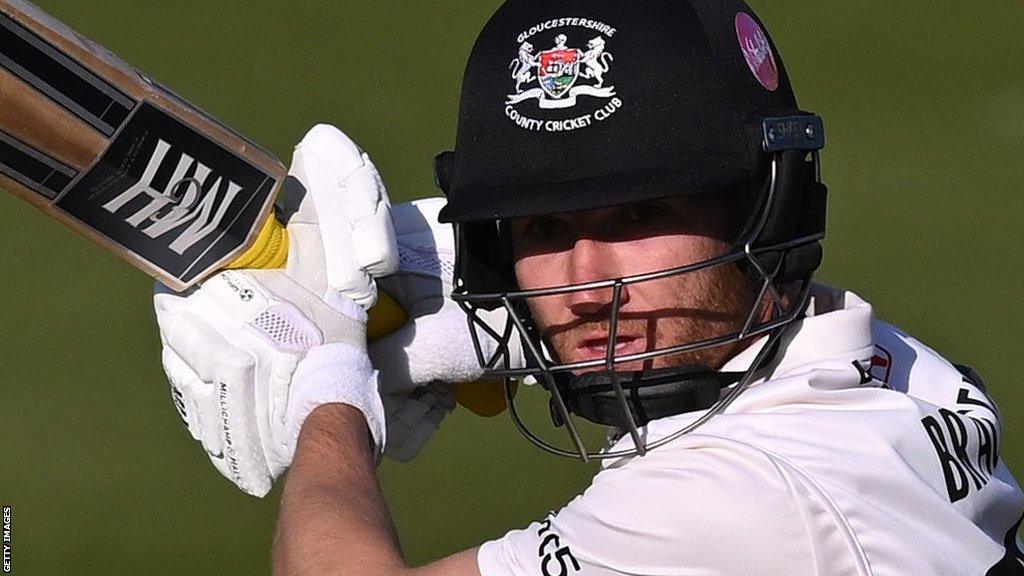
[{"left": 567, "top": 238, "right": 630, "bottom": 317}]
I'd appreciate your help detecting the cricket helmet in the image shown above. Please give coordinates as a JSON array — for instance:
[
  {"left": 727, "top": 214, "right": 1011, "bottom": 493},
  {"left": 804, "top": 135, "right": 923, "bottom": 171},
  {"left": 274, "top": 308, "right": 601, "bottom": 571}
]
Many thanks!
[{"left": 435, "top": 0, "right": 828, "bottom": 460}]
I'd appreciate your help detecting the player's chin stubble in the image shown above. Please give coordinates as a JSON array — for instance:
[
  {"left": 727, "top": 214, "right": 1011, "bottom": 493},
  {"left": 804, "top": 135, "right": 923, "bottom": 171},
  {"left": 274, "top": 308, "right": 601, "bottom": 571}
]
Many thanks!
[{"left": 536, "top": 262, "right": 759, "bottom": 373}]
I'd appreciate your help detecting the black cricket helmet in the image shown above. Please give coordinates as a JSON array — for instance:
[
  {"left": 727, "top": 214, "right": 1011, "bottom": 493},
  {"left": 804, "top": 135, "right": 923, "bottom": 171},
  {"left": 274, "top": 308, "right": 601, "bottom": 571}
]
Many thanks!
[{"left": 435, "top": 0, "right": 827, "bottom": 460}]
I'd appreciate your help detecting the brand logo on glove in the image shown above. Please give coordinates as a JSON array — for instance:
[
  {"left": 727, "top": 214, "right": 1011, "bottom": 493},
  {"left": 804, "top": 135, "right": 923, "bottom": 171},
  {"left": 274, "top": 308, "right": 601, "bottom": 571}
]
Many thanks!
[{"left": 505, "top": 18, "right": 623, "bottom": 132}]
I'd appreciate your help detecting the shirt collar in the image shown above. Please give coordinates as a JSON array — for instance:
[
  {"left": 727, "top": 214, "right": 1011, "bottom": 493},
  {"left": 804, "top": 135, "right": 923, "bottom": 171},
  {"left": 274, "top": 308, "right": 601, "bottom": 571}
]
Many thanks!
[{"left": 720, "top": 283, "right": 875, "bottom": 377}]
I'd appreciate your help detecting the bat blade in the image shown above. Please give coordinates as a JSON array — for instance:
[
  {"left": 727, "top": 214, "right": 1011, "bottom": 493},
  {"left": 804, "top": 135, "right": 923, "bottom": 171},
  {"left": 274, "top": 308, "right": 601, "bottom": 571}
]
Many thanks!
[{"left": 0, "top": 0, "right": 283, "bottom": 291}]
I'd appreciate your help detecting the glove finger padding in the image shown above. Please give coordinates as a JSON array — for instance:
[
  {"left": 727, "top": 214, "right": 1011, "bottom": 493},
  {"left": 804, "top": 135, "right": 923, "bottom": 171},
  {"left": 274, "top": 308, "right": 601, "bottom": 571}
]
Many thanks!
[
  {"left": 158, "top": 307, "right": 274, "bottom": 497},
  {"left": 383, "top": 384, "right": 456, "bottom": 462},
  {"left": 369, "top": 295, "right": 486, "bottom": 395},
  {"left": 289, "top": 125, "right": 398, "bottom": 309},
  {"left": 162, "top": 346, "right": 218, "bottom": 450},
  {"left": 370, "top": 197, "right": 523, "bottom": 395},
  {"left": 365, "top": 198, "right": 525, "bottom": 461},
  {"left": 207, "top": 340, "right": 274, "bottom": 496}
]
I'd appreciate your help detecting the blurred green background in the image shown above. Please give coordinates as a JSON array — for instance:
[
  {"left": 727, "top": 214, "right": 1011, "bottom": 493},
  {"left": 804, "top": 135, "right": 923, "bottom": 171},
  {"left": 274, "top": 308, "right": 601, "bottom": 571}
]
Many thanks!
[{"left": 0, "top": 1, "right": 1021, "bottom": 573}]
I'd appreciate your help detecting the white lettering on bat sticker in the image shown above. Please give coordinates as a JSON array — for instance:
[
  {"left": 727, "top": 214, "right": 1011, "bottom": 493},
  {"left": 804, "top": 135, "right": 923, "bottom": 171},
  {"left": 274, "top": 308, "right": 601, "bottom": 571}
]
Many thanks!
[{"left": 102, "top": 138, "right": 243, "bottom": 255}]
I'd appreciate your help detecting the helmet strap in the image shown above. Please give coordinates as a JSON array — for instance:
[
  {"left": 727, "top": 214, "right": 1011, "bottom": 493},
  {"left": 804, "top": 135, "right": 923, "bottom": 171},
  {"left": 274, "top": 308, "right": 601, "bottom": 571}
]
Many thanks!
[{"left": 548, "top": 334, "right": 782, "bottom": 428}]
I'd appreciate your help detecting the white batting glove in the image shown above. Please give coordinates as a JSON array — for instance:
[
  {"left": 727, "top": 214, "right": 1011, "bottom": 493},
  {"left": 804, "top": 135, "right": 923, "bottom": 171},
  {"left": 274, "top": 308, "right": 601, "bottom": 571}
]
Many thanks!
[
  {"left": 157, "top": 271, "right": 381, "bottom": 497},
  {"left": 156, "top": 124, "right": 396, "bottom": 497},
  {"left": 369, "top": 198, "right": 523, "bottom": 461}
]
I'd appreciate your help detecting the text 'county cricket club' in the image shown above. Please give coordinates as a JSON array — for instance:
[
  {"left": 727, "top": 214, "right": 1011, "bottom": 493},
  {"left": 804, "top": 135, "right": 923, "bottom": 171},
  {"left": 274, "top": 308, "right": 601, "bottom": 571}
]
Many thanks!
[
  {"left": 505, "top": 18, "right": 623, "bottom": 132},
  {"left": 54, "top": 103, "right": 276, "bottom": 285}
]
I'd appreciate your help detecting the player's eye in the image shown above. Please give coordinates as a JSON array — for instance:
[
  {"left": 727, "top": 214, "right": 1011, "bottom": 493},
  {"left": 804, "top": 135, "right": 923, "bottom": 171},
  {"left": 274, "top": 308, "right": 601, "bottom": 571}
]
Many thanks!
[
  {"left": 523, "top": 216, "right": 569, "bottom": 240},
  {"left": 621, "top": 201, "right": 667, "bottom": 225},
  {"left": 512, "top": 216, "right": 577, "bottom": 256}
]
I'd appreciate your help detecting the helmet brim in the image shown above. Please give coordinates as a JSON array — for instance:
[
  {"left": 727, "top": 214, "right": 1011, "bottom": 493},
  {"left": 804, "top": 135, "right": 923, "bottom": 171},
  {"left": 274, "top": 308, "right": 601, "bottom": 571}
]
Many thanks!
[{"left": 438, "top": 161, "right": 757, "bottom": 223}]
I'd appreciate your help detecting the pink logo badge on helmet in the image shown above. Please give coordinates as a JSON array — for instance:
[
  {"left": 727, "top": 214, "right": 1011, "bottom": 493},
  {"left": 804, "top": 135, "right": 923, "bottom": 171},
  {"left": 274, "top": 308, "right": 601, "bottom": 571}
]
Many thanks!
[{"left": 735, "top": 12, "right": 779, "bottom": 92}]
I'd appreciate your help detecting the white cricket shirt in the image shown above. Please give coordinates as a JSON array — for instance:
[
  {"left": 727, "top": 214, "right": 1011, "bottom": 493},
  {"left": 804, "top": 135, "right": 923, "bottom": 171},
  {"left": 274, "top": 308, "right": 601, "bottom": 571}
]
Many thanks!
[{"left": 478, "top": 284, "right": 1024, "bottom": 575}]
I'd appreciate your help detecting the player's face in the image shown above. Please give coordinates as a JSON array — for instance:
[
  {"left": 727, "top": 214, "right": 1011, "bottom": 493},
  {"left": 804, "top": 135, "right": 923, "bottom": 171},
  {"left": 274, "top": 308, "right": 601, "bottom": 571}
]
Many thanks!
[{"left": 511, "top": 197, "right": 756, "bottom": 373}]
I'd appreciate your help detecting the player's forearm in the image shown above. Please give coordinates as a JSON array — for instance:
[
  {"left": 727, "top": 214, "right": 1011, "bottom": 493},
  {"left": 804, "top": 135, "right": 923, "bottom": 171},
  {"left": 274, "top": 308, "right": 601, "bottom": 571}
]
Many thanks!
[{"left": 273, "top": 403, "right": 405, "bottom": 576}]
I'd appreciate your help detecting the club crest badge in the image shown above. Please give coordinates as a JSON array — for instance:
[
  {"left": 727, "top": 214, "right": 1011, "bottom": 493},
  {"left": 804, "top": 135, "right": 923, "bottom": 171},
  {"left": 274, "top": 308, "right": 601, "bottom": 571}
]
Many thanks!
[
  {"left": 505, "top": 18, "right": 623, "bottom": 132},
  {"left": 508, "top": 33, "right": 616, "bottom": 109}
]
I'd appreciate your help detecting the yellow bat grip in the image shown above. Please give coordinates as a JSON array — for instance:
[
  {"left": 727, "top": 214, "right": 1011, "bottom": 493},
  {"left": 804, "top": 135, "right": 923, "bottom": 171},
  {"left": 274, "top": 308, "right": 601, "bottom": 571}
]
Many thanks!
[
  {"left": 228, "top": 217, "right": 510, "bottom": 417},
  {"left": 228, "top": 216, "right": 289, "bottom": 270}
]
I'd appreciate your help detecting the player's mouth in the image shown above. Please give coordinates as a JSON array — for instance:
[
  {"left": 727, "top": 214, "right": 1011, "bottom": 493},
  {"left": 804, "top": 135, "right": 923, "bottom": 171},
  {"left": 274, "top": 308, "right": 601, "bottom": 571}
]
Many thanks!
[{"left": 573, "top": 334, "right": 645, "bottom": 365}]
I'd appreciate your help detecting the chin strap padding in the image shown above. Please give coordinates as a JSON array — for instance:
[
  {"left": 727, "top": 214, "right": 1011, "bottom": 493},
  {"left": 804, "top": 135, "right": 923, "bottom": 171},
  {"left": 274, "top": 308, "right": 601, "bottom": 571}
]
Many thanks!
[{"left": 552, "top": 366, "right": 745, "bottom": 428}]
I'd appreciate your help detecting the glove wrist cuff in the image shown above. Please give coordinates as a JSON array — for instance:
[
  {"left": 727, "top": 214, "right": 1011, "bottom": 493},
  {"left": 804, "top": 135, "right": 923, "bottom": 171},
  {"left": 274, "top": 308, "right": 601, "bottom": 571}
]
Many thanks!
[{"left": 288, "top": 343, "right": 387, "bottom": 461}]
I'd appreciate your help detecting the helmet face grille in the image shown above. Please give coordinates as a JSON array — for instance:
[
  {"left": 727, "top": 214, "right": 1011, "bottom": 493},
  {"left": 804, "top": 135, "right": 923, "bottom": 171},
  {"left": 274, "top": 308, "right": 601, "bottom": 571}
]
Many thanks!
[{"left": 451, "top": 149, "right": 827, "bottom": 460}]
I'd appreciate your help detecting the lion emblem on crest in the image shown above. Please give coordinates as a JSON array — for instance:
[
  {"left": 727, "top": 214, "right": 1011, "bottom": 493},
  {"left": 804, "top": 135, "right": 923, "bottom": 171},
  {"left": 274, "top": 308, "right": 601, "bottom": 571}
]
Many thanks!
[
  {"left": 509, "top": 41, "right": 538, "bottom": 93},
  {"left": 581, "top": 37, "right": 613, "bottom": 88}
]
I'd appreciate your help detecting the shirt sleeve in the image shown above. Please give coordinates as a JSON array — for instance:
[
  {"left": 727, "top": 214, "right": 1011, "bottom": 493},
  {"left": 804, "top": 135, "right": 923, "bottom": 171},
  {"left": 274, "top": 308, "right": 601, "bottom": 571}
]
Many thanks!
[{"left": 477, "top": 440, "right": 818, "bottom": 576}]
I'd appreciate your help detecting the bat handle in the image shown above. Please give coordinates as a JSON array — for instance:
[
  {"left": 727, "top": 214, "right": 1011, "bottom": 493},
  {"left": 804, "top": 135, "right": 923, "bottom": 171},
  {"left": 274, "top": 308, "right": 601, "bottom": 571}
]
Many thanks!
[
  {"left": 227, "top": 216, "right": 290, "bottom": 270},
  {"left": 227, "top": 216, "right": 510, "bottom": 418}
]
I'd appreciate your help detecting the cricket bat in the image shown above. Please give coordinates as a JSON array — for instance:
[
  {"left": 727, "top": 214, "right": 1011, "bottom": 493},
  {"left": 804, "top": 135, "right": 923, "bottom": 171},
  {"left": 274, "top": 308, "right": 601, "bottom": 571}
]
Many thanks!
[{"left": 0, "top": 0, "right": 506, "bottom": 416}]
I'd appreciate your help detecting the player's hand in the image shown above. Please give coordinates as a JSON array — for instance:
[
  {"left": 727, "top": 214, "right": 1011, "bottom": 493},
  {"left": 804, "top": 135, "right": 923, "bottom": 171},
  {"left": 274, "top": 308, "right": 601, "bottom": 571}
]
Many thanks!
[
  {"left": 368, "top": 198, "right": 523, "bottom": 461},
  {"left": 155, "top": 124, "right": 396, "bottom": 496},
  {"left": 156, "top": 271, "right": 382, "bottom": 497}
]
